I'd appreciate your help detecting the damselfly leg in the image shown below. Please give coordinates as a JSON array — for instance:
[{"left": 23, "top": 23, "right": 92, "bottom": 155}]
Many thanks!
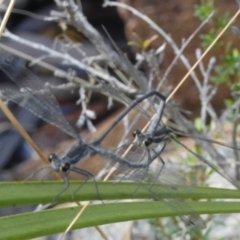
[{"left": 48, "top": 153, "right": 101, "bottom": 202}]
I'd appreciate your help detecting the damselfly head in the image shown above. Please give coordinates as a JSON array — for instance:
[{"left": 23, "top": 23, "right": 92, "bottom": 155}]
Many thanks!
[
  {"left": 132, "top": 129, "right": 141, "bottom": 138},
  {"left": 48, "top": 153, "right": 63, "bottom": 172},
  {"left": 133, "top": 129, "right": 147, "bottom": 147}
]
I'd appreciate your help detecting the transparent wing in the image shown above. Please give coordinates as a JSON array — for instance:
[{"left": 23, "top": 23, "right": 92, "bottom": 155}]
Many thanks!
[
  {"left": 107, "top": 140, "right": 205, "bottom": 229},
  {"left": 111, "top": 141, "right": 150, "bottom": 179},
  {"left": 0, "top": 50, "right": 78, "bottom": 139},
  {"left": 103, "top": 27, "right": 149, "bottom": 94}
]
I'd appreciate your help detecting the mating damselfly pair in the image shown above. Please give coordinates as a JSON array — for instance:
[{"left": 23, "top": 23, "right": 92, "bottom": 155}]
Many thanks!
[{"left": 0, "top": 49, "right": 239, "bottom": 231}]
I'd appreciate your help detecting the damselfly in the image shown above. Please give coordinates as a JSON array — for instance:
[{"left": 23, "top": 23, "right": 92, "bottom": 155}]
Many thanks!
[
  {"left": 101, "top": 29, "right": 240, "bottom": 191},
  {"left": 0, "top": 51, "right": 164, "bottom": 199},
  {"left": 0, "top": 50, "right": 207, "bottom": 229}
]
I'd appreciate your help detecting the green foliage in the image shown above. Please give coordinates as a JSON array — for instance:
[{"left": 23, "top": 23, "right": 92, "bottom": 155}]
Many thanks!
[
  {"left": 2, "top": 181, "right": 240, "bottom": 239},
  {"left": 200, "top": 28, "right": 221, "bottom": 48},
  {"left": 224, "top": 98, "right": 234, "bottom": 108},
  {"left": 212, "top": 47, "right": 240, "bottom": 84},
  {"left": 128, "top": 33, "right": 158, "bottom": 51},
  {"left": 194, "top": 0, "right": 215, "bottom": 21},
  {"left": 194, "top": 118, "right": 204, "bottom": 132},
  {"left": 194, "top": 1, "right": 230, "bottom": 48},
  {"left": 231, "top": 82, "right": 240, "bottom": 92},
  {"left": 216, "top": 12, "right": 231, "bottom": 29}
]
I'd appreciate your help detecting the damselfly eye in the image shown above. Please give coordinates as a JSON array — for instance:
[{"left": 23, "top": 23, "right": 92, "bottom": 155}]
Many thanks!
[
  {"left": 48, "top": 154, "right": 54, "bottom": 163},
  {"left": 144, "top": 138, "right": 153, "bottom": 147},
  {"left": 48, "top": 153, "right": 58, "bottom": 163},
  {"left": 62, "top": 162, "right": 70, "bottom": 172},
  {"left": 132, "top": 130, "right": 137, "bottom": 138},
  {"left": 133, "top": 129, "right": 141, "bottom": 138}
]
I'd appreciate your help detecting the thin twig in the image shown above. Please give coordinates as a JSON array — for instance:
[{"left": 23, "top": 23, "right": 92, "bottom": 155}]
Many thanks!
[
  {"left": 0, "top": 3, "right": 58, "bottom": 21},
  {"left": 0, "top": 98, "right": 60, "bottom": 180},
  {"left": 157, "top": 11, "right": 214, "bottom": 90},
  {"left": 0, "top": 0, "right": 15, "bottom": 37},
  {"left": 196, "top": 49, "right": 217, "bottom": 133},
  {"left": 0, "top": 98, "right": 45, "bottom": 161}
]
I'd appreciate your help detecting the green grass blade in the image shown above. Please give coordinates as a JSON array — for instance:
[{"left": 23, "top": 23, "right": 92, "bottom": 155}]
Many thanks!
[
  {"left": 2, "top": 201, "right": 240, "bottom": 240},
  {"left": 1, "top": 181, "right": 240, "bottom": 206}
]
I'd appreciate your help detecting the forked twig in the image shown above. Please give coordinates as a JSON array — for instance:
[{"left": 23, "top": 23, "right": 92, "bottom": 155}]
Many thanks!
[{"left": 166, "top": 8, "right": 240, "bottom": 102}]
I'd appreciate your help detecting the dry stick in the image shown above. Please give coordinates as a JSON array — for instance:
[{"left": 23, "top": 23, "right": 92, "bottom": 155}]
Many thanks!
[
  {"left": 62, "top": 8, "right": 240, "bottom": 239},
  {"left": 95, "top": 225, "right": 109, "bottom": 240},
  {"left": 0, "top": 98, "right": 60, "bottom": 179},
  {"left": 0, "top": 0, "right": 15, "bottom": 37},
  {"left": 0, "top": 99, "right": 49, "bottom": 165}
]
